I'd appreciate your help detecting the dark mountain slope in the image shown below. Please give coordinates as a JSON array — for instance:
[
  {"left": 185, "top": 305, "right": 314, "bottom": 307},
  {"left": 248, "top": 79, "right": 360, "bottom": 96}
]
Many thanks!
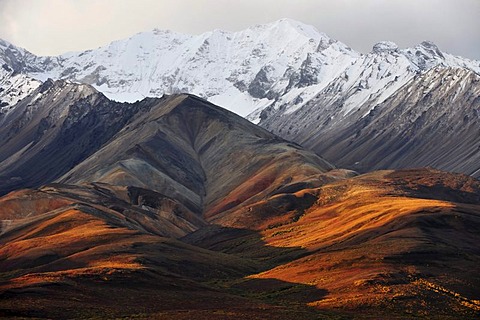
[
  {"left": 0, "top": 80, "right": 154, "bottom": 194},
  {"left": 0, "top": 81, "right": 337, "bottom": 232},
  {"left": 58, "top": 93, "right": 335, "bottom": 219}
]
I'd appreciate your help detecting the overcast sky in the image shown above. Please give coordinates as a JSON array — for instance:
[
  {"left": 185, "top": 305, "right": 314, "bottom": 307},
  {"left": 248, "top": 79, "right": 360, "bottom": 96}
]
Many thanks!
[{"left": 0, "top": 0, "right": 479, "bottom": 60}]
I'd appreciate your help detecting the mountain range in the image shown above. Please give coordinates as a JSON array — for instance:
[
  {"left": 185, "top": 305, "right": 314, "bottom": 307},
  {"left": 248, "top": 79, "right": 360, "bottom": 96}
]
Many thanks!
[
  {"left": 0, "top": 19, "right": 480, "bottom": 319},
  {"left": 1, "top": 19, "right": 479, "bottom": 177}
]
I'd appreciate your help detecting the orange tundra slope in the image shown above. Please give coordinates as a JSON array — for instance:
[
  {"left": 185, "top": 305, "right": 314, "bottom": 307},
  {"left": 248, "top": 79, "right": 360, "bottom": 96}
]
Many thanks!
[
  {"left": 1, "top": 169, "right": 480, "bottom": 318},
  {"left": 0, "top": 184, "right": 290, "bottom": 319},
  {"left": 186, "top": 168, "right": 480, "bottom": 318}
]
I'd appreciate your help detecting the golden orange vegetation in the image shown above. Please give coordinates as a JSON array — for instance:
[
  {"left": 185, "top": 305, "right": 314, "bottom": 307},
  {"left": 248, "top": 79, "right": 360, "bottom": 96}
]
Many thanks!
[
  {"left": 1, "top": 169, "right": 479, "bottom": 319},
  {"left": 229, "top": 170, "right": 480, "bottom": 315}
]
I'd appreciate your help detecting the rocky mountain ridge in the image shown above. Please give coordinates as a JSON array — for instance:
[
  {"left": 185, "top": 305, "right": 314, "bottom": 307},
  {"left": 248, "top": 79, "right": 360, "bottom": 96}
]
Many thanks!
[{"left": 260, "top": 66, "right": 480, "bottom": 177}]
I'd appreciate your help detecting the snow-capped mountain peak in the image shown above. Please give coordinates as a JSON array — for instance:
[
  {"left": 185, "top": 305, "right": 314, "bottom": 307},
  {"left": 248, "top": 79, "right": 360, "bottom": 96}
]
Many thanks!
[
  {"left": 372, "top": 41, "right": 399, "bottom": 53},
  {"left": 17, "top": 19, "right": 360, "bottom": 116},
  {"left": 0, "top": 19, "right": 479, "bottom": 120},
  {"left": 258, "top": 18, "right": 326, "bottom": 41},
  {"left": 400, "top": 40, "right": 480, "bottom": 73}
]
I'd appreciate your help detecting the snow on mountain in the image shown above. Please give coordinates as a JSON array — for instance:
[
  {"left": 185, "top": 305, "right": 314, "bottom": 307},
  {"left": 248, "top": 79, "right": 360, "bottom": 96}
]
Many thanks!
[
  {"left": 0, "top": 39, "right": 40, "bottom": 72},
  {"left": 21, "top": 19, "right": 358, "bottom": 116},
  {"left": 0, "top": 40, "right": 41, "bottom": 114},
  {"left": 248, "top": 39, "right": 480, "bottom": 123},
  {"left": 1, "top": 19, "right": 479, "bottom": 121},
  {"left": 285, "top": 66, "right": 480, "bottom": 177},
  {"left": 0, "top": 68, "right": 40, "bottom": 113},
  {"left": 1, "top": 19, "right": 479, "bottom": 178}
]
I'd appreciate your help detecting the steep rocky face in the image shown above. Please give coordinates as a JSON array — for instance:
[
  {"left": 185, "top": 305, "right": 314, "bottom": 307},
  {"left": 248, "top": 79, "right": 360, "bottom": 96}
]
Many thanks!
[
  {"left": 0, "top": 39, "right": 41, "bottom": 74},
  {"left": 260, "top": 67, "right": 480, "bottom": 178},
  {"left": 1, "top": 20, "right": 479, "bottom": 180},
  {"left": 0, "top": 68, "right": 40, "bottom": 114},
  {"left": 0, "top": 20, "right": 479, "bottom": 319},
  {"left": 21, "top": 19, "right": 357, "bottom": 116},
  {"left": 0, "top": 80, "right": 153, "bottom": 195}
]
